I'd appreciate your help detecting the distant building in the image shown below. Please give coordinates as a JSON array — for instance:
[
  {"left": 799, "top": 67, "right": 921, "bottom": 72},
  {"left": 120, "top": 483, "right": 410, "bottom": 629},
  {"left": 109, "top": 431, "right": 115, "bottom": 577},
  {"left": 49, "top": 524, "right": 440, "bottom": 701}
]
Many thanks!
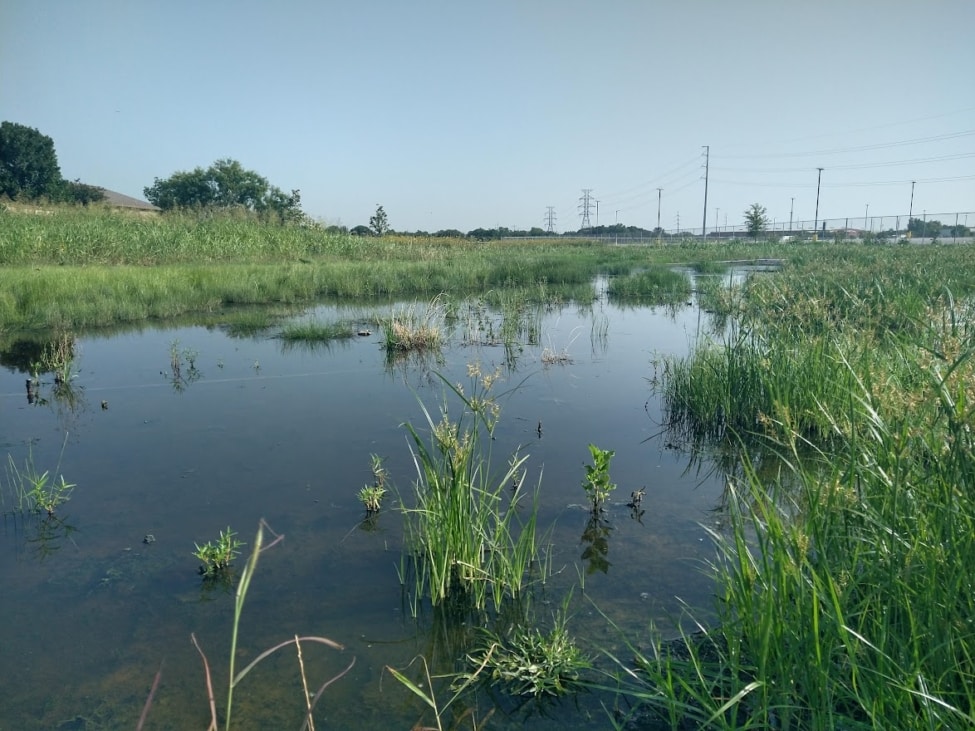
[{"left": 97, "top": 188, "right": 160, "bottom": 213}]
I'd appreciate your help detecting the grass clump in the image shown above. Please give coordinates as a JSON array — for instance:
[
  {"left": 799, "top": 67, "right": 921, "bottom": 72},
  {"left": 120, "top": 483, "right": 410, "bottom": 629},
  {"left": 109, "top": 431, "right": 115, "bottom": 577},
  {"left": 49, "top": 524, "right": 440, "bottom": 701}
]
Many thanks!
[
  {"left": 279, "top": 319, "right": 356, "bottom": 343},
  {"left": 382, "top": 296, "right": 447, "bottom": 355},
  {"left": 399, "top": 364, "right": 544, "bottom": 613},
  {"left": 2, "top": 435, "right": 74, "bottom": 516},
  {"left": 193, "top": 526, "right": 244, "bottom": 579},
  {"left": 607, "top": 266, "right": 692, "bottom": 304},
  {"left": 463, "top": 597, "right": 591, "bottom": 698}
]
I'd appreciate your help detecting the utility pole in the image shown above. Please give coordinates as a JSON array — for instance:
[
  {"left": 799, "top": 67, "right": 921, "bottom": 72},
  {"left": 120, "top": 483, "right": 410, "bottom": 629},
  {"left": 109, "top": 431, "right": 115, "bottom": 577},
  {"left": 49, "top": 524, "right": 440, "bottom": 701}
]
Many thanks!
[
  {"left": 578, "top": 189, "right": 593, "bottom": 231},
  {"left": 545, "top": 206, "right": 557, "bottom": 233},
  {"left": 813, "top": 168, "right": 823, "bottom": 238},
  {"left": 676, "top": 211, "right": 680, "bottom": 235},
  {"left": 864, "top": 204, "right": 869, "bottom": 232},
  {"left": 656, "top": 188, "right": 663, "bottom": 243},
  {"left": 907, "top": 180, "right": 917, "bottom": 237},
  {"left": 715, "top": 207, "right": 719, "bottom": 237},
  {"left": 595, "top": 199, "right": 600, "bottom": 228},
  {"left": 789, "top": 197, "right": 794, "bottom": 231},
  {"left": 701, "top": 145, "right": 709, "bottom": 239}
]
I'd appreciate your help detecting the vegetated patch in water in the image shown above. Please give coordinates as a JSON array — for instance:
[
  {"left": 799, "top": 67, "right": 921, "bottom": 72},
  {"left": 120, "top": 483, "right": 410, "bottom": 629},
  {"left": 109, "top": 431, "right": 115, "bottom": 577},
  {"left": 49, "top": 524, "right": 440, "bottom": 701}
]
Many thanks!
[{"left": 0, "top": 292, "right": 736, "bottom": 730}]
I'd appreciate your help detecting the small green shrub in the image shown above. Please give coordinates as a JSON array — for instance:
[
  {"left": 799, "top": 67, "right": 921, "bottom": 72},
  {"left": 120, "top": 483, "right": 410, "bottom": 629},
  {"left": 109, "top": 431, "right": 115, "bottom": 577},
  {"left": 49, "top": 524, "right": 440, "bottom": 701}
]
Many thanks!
[
  {"left": 193, "top": 527, "right": 243, "bottom": 578},
  {"left": 582, "top": 444, "right": 615, "bottom": 513}
]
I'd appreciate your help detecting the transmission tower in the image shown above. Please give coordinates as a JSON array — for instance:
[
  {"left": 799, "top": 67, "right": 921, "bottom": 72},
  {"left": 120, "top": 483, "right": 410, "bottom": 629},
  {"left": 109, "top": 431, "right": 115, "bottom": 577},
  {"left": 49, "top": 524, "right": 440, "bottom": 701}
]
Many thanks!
[
  {"left": 544, "top": 206, "right": 557, "bottom": 233},
  {"left": 578, "top": 189, "right": 594, "bottom": 230}
]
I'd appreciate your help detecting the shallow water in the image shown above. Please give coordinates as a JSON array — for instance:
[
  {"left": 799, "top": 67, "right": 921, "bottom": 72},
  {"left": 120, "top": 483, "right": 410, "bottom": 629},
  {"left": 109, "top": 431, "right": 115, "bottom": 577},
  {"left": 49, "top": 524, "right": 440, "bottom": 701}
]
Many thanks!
[{"left": 0, "top": 297, "right": 729, "bottom": 730}]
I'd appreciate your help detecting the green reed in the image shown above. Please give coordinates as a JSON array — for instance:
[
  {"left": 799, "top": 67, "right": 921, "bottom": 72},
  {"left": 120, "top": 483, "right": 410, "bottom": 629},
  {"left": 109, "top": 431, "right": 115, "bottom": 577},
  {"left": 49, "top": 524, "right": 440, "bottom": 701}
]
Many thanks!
[{"left": 399, "top": 365, "right": 545, "bottom": 614}]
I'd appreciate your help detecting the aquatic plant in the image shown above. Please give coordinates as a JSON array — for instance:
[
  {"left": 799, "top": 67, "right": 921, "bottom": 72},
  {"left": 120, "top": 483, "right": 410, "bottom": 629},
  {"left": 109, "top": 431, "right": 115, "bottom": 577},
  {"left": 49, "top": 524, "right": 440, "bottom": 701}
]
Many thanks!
[
  {"left": 357, "top": 453, "right": 389, "bottom": 514},
  {"left": 399, "top": 364, "right": 545, "bottom": 613},
  {"left": 193, "top": 527, "right": 243, "bottom": 579},
  {"left": 381, "top": 295, "right": 446, "bottom": 354},
  {"left": 279, "top": 319, "right": 356, "bottom": 343},
  {"left": 463, "top": 596, "right": 591, "bottom": 698},
  {"left": 581, "top": 444, "right": 616, "bottom": 513},
  {"left": 2, "top": 434, "right": 74, "bottom": 516}
]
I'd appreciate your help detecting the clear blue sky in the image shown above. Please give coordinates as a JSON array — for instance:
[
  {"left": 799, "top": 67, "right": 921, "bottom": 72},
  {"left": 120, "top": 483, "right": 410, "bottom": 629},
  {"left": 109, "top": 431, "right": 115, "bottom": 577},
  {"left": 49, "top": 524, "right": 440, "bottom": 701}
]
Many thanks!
[{"left": 2, "top": 1, "right": 973, "bottom": 233}]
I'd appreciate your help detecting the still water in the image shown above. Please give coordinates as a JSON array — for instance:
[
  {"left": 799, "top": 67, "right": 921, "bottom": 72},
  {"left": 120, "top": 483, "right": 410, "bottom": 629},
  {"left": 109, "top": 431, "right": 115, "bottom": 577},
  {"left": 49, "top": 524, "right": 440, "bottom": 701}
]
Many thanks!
[{"left": 0, "top": 297, "right": 728, "bottom": 730}]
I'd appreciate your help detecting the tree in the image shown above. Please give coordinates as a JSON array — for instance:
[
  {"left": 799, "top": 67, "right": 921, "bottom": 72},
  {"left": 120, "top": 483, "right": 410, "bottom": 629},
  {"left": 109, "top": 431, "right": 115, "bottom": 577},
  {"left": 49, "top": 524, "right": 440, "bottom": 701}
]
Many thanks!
[
  {"left": 143, "top": 159, "right": 303, "bottom": 222},
  {"left": 55, "top": 179, "right": 106, "bottom": 205},
  {"left": 369, "top": 205, "right": 389, "bottom": 236},
  {"left": 0, "top": 121, "right": 63, "bottom": 199},
  {"left": 350, "top": 225, "right": 372, "bottom": 236},
  {"left": 744, "top": 202, "right": 769, "bottom": 238}
]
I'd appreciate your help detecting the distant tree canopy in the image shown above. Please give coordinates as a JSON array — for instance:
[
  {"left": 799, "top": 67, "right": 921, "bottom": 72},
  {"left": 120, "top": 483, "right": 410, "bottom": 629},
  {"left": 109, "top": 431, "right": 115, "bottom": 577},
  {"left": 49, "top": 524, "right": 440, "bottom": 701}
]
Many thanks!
[
  {"left": 143, "top": 159, "right": 303, "bottom": 222},
  {"left": 0, "top": 121, "right": 105, "bottom": 204},
  {"left": 906, "top": 217, "right": 961, "bottom": 239}
]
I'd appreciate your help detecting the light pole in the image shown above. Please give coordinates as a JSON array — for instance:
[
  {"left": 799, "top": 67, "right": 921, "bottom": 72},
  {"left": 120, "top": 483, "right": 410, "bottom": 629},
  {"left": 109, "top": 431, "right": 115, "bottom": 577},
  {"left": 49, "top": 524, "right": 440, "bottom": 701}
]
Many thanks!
[{"left": 813, "top": 168, "right": 824, "bottom": 238}]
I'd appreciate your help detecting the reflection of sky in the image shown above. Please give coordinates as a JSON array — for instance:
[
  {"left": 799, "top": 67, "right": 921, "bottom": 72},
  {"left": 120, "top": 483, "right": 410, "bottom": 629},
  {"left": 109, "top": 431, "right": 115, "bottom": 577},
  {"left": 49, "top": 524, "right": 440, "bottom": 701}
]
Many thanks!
[{"left": 0, "top": 300, "right": 728, "bottom": 728}]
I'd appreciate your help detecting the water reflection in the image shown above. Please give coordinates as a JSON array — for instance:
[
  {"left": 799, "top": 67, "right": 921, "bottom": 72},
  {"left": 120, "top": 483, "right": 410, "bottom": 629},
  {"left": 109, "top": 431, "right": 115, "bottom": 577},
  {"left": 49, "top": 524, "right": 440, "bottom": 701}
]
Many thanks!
[{"left": 579, "top": 513, "right": 612, "bottom": 575}]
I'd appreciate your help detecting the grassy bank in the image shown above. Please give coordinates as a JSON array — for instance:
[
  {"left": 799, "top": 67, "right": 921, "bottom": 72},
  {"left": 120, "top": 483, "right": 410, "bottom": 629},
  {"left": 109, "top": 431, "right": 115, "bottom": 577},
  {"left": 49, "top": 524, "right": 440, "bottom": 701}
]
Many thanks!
[{"left": 0, "top": 205, "right": 784, "bottom": 331}]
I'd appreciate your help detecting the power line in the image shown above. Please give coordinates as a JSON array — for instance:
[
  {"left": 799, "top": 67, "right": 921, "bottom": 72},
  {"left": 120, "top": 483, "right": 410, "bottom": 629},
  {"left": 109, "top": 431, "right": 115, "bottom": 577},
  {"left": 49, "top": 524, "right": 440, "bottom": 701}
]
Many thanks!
[{"left": 716, "top": 129, "right": 975, "bottom": 160}]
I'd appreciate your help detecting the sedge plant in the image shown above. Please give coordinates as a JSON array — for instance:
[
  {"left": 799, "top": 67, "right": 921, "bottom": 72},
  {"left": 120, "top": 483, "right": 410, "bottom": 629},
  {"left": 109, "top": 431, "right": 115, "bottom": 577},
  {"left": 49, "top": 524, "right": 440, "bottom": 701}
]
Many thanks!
[{"left": 399, "top": 364, "right": 545, "bottom": 613}]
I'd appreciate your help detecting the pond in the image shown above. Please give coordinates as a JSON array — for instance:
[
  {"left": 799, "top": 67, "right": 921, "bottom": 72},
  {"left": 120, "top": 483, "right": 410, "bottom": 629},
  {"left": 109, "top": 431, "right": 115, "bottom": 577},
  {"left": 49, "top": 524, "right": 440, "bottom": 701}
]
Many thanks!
[{"left": 0, "top": 290, "right": 731, "bottom": 730}]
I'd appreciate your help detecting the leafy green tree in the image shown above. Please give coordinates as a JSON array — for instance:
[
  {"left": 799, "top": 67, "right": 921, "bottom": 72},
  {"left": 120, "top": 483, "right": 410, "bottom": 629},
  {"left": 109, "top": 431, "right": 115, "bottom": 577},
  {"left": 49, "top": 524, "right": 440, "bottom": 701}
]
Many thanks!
[
  {"left": 143, "top": 159, "right": 302, "bottom": 222},
  {"left": 908, "top": 217, "right": 944, "bottom": 238},
  {"left": 0, "top": 121, "right": 63, "bottom": 199},
  {"left": 369, "top": 205, "right": 389, "bottom": 236},
  {"left": 350, "top": 225, "right": 372, "bottom": 236},
  {"left": 55, "top": 179, "right": 106, "bottom": 205},
  {"left": 434, "top": 229, "right": 464, "bottom": 238},
  {"left": 744, "top": 202, "right": 769, "bottom": 238}
]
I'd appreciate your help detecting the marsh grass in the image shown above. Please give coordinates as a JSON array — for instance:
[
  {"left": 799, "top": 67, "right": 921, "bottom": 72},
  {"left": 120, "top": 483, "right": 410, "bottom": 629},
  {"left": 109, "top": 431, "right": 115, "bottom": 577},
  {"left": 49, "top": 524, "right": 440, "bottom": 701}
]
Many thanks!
[
  {"left": 1, "top": 434, "right": 73, "bottom": 516},
  {"left": 462, "top": 592, "right": 591, "bottom": 698},
  {"left": 398, "top": 365, "right": 546, "bottom": 614},
  {"left": 607, "top": 266, "right": 692, "bottom": 305},
  {"left": 382, "top": 296, "right": 447, "bottom": 355},
  {"left": 634, "top": 288, "right": 975, "bottom": 729},
  {"left": 279, "top": 319, "right": 356, "bottom": 343}
]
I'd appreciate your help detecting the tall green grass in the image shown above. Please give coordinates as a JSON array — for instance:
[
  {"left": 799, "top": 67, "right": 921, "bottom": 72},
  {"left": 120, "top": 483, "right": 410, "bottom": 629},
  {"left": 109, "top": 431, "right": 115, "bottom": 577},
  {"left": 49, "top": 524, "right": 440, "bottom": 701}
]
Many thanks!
[
  {"left": 629, "top": 288, "right": 975, "bottom": 729},
  {"left": 399, "top": 366, "right": 545, "bottom": 614}
]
